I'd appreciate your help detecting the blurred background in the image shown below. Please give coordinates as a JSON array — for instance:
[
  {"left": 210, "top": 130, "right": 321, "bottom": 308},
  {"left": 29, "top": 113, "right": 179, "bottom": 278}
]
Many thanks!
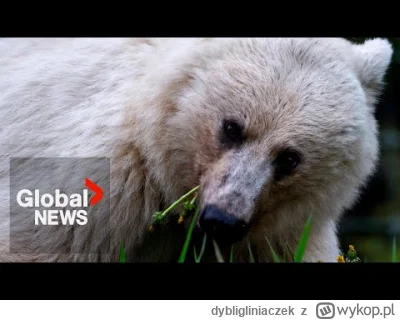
[{"left": 337, "top": 38, "right": 400, "bottom": 262}]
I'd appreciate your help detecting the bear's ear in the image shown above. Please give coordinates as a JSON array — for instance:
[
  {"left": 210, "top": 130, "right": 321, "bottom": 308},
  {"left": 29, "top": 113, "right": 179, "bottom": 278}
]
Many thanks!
[{"left": 351, "top": 38, "right": 393, "bottom": 100}]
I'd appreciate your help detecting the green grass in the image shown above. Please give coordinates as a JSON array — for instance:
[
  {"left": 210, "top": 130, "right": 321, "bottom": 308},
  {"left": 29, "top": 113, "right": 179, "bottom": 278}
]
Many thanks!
[
  {"left": 193, "top": 234, "right": 207, "bottom": 263},
  {"left": 294, "top": 215, "right": 312, "bottom": 262},
  {"left": 119, "top": 240, "right": 126, "bottom": 263},
  {"left": 392, "top": 237, "right": 398, "bottom": 262},
  {"left": 178, "top": 197, "right": 200, "bottom": 263},
  {"left": 118, "top": 186, "right": 399, "bottom": 263}
]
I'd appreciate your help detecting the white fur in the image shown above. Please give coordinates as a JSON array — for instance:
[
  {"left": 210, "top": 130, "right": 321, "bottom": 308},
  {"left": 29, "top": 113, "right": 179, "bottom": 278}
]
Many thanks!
[{"left": 0, "top": 38, "right": 393, "bottom": 262}]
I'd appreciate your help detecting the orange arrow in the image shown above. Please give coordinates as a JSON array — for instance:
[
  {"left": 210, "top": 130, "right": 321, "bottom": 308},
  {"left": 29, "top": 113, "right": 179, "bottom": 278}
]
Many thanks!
[{"left": 85, "top": 178, "right": 103, "bottom": 206}]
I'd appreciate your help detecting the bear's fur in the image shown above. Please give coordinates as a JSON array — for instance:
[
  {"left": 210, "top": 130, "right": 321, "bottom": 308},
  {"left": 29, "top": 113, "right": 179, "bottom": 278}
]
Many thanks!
[{"left": 0, "top": 38, "right": 393, "bottom": 262}]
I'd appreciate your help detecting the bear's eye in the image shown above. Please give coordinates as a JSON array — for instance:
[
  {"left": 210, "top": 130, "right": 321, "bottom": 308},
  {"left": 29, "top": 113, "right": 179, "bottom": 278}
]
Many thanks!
[
  {"left": 273, "top": 149, "right": 302, "bottom": 181},
  {"left": 220, "top": 119, "right": 244, "bottom": 146}
]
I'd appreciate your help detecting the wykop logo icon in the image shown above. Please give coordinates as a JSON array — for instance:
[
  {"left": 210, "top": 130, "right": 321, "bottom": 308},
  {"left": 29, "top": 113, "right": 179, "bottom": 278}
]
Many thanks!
[{"left": 316, "top": 303, "right": 335, "bottom": 319}]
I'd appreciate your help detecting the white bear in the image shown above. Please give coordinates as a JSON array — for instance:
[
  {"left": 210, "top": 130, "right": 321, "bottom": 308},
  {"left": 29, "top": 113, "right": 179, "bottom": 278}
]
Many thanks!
[{"left": 0, "top": 38, "right": 393, "bottom": 262}]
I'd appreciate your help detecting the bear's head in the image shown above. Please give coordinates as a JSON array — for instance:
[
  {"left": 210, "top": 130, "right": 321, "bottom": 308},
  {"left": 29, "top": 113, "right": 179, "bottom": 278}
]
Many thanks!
[{"left": 158, "top": 38, "right": 393, "bottom": 248}]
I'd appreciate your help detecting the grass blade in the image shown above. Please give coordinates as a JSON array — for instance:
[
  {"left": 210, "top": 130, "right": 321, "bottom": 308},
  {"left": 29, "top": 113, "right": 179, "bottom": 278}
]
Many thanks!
[
  {"left": 247, "top": 240, "right": 255, "bottom": 263},
  {"left": 213, "top": 240, "right": 225, "bottom": 263},
  {"left": 197, "top": 233, "right": 207, "bottom": 262},
  {"left": 229, "top": 246, "right": 234, "bottom": 263},
  {"left": 119, "top": 241, "right": 126, "bottom": 263},
  {"left": 178, "top": 205, "right": 200, "bottom": 263},
  {"left": 285, "top": 242, "right": 294, "bottom": 262},
  {"left": 265, "top": 236, "right": 281, "bottom": 262},
  {"left": 294, "top": 215, "right": 312, "bottom": 262},
  {"left": 392, "top": 237, "right": 398, "bottom": 263},
  {"left": 193, "top": 247, "right": 198, "bottom": 262}
]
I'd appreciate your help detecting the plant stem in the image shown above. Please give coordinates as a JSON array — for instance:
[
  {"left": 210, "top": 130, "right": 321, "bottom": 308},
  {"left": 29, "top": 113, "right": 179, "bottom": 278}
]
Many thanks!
[
  {"left": 157, "top": 186, "right": 200, "bottom": 219},
  {"left": 178, "top": 205, "right": 200, "bottom": 262}
]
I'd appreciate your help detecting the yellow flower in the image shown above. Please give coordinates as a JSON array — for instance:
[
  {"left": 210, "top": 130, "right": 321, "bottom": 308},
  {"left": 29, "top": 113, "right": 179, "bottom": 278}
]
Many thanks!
[
  {"left": 178, "top": 215, "right": 184, "bottom": 224},
  {"left": 349, "top": 245, "right": 355, "bottom": 251},
  {"left": 337, "top": 255, "right": 345, "bottom": 263}
]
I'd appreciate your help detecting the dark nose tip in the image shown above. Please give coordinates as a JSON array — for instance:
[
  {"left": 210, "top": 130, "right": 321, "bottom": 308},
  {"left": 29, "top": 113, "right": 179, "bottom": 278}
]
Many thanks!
[{"left": 199, "top": 205, "right": 248, "bottom": 244}]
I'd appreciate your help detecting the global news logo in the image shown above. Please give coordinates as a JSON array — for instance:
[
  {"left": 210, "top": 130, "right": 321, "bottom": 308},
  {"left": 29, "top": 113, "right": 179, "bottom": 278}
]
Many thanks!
[
  {"left": 316, "top": 302, "right": 335, "bottom": 319},
  {"left": 16, "top": 178, "right": 103, "bottom": 226}
]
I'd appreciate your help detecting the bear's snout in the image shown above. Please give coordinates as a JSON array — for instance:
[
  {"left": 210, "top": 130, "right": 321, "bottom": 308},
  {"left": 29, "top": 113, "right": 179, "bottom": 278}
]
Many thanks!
[{"left": 199, "top": 205, "right": 248, "bottom": 244}]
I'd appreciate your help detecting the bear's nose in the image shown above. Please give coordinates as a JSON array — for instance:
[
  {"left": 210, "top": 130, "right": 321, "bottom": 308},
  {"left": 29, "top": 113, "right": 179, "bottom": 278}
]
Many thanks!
[{"left": 199, "top": 205, "right": 248, "bottom": 244}]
